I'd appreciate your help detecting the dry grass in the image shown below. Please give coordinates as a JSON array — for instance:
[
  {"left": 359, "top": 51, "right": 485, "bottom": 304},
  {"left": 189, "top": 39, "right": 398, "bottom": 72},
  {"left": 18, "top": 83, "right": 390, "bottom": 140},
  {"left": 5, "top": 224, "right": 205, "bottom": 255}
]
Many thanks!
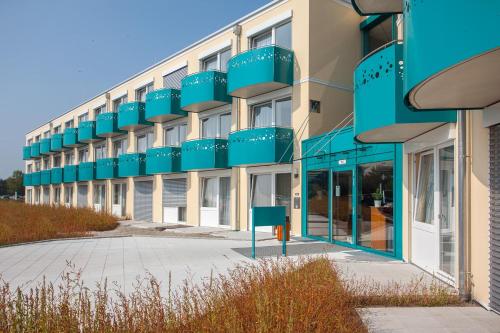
[
  {"left": 0, "top": 201, "right": 118, "bottom": 245},
  {"left": 0, "top": 257, "right": 462, "bottom": 333}
]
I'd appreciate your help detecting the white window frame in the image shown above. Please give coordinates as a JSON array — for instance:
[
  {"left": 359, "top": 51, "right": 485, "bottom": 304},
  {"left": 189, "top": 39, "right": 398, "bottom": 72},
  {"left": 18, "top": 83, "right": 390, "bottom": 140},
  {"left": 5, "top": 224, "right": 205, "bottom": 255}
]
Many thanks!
[
  {"left": 200, "top": 47, "right": 232, "bottom": 72},
  {"left": 113, "top": 95, "right": 128, "bottom": 112},
  {"left": 78, "top": 113, "right": 89, "bottom": 123},
  {"left": 248, "top": 93, "right": 292, "bottom": 129},
  {"left": 94, "top": 142, "right": 107, "bottom": 160},
  {"left": 112, "top": 136, "right": 128, "bottom": 158},
  {"left": 163, "top": 121, "right": 188, "bottom": 147},
  {"left": 53, "top": 125, "right": 61, "bottom": 134},
  {"left": 78, "top": 147, "right": 89, "bottom": 163},
  {"left": 249, "top": 20, "right": 292, "bottom": 49},
  {"left": 135, "top": 128, "right": 154, "bottom": 153},
  {"left": 199, "top": 108, "right": 232, "bottom": 139},
  {"left": 64, "top": 152, "right": 74, "bottom": 166},
  {"left": 135, "top": 83, "right": 154, "bottom": 102},
  {"left": 94, "top": 104, "right": 107, "bottom": 118},
  {"left": 65, "top": 120, "right": 74, "bottom": 129}
]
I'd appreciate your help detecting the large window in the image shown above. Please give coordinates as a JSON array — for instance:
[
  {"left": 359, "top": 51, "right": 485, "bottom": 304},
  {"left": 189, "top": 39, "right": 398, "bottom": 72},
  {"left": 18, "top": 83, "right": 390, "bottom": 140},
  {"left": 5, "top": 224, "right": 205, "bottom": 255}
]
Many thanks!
[
  {"left": 94, "top": 143, "right": 107, "bottom": 160},
  {"left": 136, "top": 131, "right": 154, "bottom": 153},
  {"left": 201, "top": 112, "right": 231, "bottom": 139},
  {"left": 201, "top": 48, "right": 232, "bottom": 72},
  {"left": 78, "top": 113, "right": 89, "bottom": 123},
  {"left": 306, "top": 171, "right": 329, "bottom": 238},
  {"left": 136, "top": 83, "right": 154, "bottom": 102},
  {"left": 94, "top": 104, "right": 106, "bottom": 117},
  {"left": 164, "top": 123, "right": 187, "bottom": 147},
  {"left": 64, "top": 152, "right": 73, "bottom": 165},
  {"left": 65, "top": 120, "right": 74, "bottom": 129},
  {"left": 163, "top": 66, "right": 188, "bottom": 90},
  {"left": 78, "top": 148, "right": 89, "bottom": 163},
  {"left": 357, "top": 161, "right": 394, "bottom": 253},
  {"left": 201, "top": 177, "right": 217, "bottom": 208},
  {"left": 250, "top": 172, "right": 291, "bottom": 218},
  {"left": 53, "top": 155, "right": 61, "bottom": 167},
  {"left": 113, "top": 95, "right": 128, "bottom": 111},
  {"left": 113, "top": 138, "right": 128, "bottom": 157},
  {"left": 251, "top": 21, "right": 291, "bottom": 49},
  {"left": 251, "top": 97, "right": 292, "bottom": 128}
]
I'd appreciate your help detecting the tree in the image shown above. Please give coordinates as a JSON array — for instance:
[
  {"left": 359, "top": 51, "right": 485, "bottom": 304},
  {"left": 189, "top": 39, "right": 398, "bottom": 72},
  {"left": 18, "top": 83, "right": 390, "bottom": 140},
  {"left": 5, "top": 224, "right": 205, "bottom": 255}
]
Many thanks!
[{"left": 5, "top": 170, "right": 23, "bottom": 196}]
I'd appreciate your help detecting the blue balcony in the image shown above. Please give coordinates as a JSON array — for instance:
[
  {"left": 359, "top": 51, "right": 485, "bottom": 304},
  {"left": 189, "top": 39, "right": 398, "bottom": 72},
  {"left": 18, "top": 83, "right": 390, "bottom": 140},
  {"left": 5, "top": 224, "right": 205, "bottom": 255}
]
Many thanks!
[
  {"left": 227, "top": 45, "right": 294, "bottom": 98},
  {"left": 23, "top": 146, "right": 31, "bottom": 160},
  {"left": 40, "top": 138, "right": 52, "bottom": 155},
  {"left": 96, "top": 112, "right": 124, "bottom": 137},
  {"left": 40, "top": 170, "right": 51, "bottom": 185},
  {"left": 228, "top": 127, "right": 293, "bottom": 166},
  {"left": 352, "top": 0, "right": 402, "bottom": 15},
  {"left": 118, "top": 102, "right": 153, "bottom": 131},
  {"left": 118, "top": 153, "right": 146, "bottom": 177},
  {"left": 23, "top": 173, "right": 32, "bottom": 186},
  {"left": 51, "top": 167, "right": 63, "bottom": 184},
  {"left": 181, "top": 138, "right": 228, "bottom": 171},
  {"left": 354, "top": 42, "right": 456, "bottom": 143},
  {"left": 63, "top": 128, "right": 82, "bottom": 147},
  {"left": 31, "top": 171, "right": 41, "bottom": 186},
  {"left": 404, "top": 0, "right": 500, "bottom": 110},
  {"left": 63, "top": 165, "right": 78, "bottom": 183},
  {"left": 78, "top": 162, "right": 96, "bottom": 181},
  {"left": 180, "top": 71, "right": 231, "bottom": 112},
  {"left": 78, "top": 121, "right": 99, "bottom": 143},
  {"left": 146, "top": 146, "right": 182, "bottom": 174},
  {"left": 145, "top": 89, "right": 187, "bottom": 122},
  {"left": 31, "top": 142, "right": 40, "bottom": 158},
  {"left": 50, "top": 134, "right": 64, "bottom": 152},
  {"left": 96, "top": 158, "right": 119, "bottom": 179}
]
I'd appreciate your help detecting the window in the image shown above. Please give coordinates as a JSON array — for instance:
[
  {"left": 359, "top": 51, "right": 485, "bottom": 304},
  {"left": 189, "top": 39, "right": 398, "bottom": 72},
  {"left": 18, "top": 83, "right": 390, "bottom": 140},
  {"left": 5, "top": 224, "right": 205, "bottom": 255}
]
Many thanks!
[
  {"left": 28, "top": 139, "right": 33, "bottom": 145},
  {"left": 54, "top": 187, "right": 61, "bottom": 205},
  {"left": 53, "top": 155, "right": 61, "bottom": 167},
  {"left": 163, "top": 66, "right": 188, "bottom": 90},
  {"left": 415, "top": 152, "right": 434, "bottom": 224},
  {"left": 65, "top": 120, "right": 74, "bottom": 129},
  {"left": 94, "top": 184, "right": 106, "bottom": 207},
  {"left": 94, "top": 143, "right": 107, "bottom": 160},
  {"left": 35, "top": 135, "right": 40, "bottom": 142},
  {"left": 78, "top": 148, "right": 89, "bottom": 163},
  {"left": 201, "top": 177, "right": 217, "bottom": 208},
  {"left": 27, "top": 165, "right": 32, "bottom": 173},
  {"left": 34, "top": 161, "right": 41, "bottom": 171},
  {"left": 53, "top": 126, "right": 61, "bottom": 134},
  {"left": 251, "top": 21, "right": 291, "bottom": 49},
  {"left": 64, "top": 186, "right": 73, "bottom": 206},
  {"left": 251, "top": 97, "right": 292, "bottom": 128},
  {"left": 164, "top": 123, "right": 187, "bottom": 147},
  {"left": 94, "top": 104, "right": 106, "bottom": 117},
  {"left": 43, "top": 131, "right": 50, "bottom": 138},
  {"left": 307, "top": 170, "right": 329, "bottom": 238},
  {"left": 135, "top": 83, "right": 154, "bottom": 102},
  {"left": 250, "top": 172, "right": 291, "bottom": 218},
  {"left": 113, "top": 138, "right": 128, "bottom": 157},
  {"left": 43, "top": 158, "right": 50, "bottom": 170},
  {"left": 361, "top": 15, "right": 394, "bottom": 56},
  {"left": 201, "top": 48, "right": 232, "bottom": 72},
  {"left": 64, "top": 152, "right": 73, "bottom": 165},
  {"left": 136, "top": 131, "right": 154, "bottom": 153},
  {"left": 78, "top": 113, "right": 89, "bottom": 123},
  {"left": 113, "top": 95, "right": 128, "bottom": 111},
  {"left": 200, "top": 112, "right": 231, "bottom": 139}
]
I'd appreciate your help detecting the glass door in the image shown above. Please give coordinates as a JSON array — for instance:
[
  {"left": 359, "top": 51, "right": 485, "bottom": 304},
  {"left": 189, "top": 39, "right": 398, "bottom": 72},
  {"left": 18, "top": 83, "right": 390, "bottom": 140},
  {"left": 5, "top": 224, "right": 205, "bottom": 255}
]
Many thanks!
[
  {"left": 331, "top": 170, "right": 353, "bottom": 243},
  {"left": 438, "top": 145, "right": 455, "bottom": 277}
]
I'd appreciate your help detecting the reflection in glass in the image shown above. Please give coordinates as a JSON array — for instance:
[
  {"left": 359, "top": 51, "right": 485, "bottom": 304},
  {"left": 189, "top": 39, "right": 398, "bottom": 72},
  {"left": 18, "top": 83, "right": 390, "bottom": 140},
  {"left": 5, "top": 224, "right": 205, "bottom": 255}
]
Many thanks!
[
  {"left": 332, "top": 170, "right": 353, "bottom": 243},
  {"left": 415, "top": 152, "right": 434, "bottom": 224},
  {"left": 276, "top": 173, "right": 291, "bottom": 218},
  {"left": 307, "top": 171, "right": 329, "bottom": 239},
  {"left": 357, "top": 161, "right": 394, "bottom": 252},
  {"left": 439, "top": 145, "right": 455, "bottom": 276},
  {"left": 219, "top": 177, "right": 231, "bottom": 226}
]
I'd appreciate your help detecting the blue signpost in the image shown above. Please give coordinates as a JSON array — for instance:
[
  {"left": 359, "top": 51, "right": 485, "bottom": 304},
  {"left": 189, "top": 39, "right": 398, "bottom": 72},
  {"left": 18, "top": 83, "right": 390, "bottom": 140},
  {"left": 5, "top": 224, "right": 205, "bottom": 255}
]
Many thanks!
[{"left": 251, "top": 206, "right": 287, "bottom": 259}]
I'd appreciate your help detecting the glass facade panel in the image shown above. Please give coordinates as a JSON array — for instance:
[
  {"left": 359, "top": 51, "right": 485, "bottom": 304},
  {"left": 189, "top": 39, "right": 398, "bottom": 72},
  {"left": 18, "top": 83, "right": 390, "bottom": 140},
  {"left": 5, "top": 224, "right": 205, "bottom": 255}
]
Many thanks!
[
  {"left": 357, "top": 161, "right": 394, "bottom": 253},
  {"left": 307, "top": 171, "right": 329, "bottom": 239},
  {"left": 332, "top": 170, "right": 353, "bottom": 243}
]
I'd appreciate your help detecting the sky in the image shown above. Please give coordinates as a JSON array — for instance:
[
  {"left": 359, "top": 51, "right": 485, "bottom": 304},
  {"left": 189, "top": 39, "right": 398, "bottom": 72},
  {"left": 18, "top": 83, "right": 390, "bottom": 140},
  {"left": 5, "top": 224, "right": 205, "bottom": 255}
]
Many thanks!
[{"left": 0, "top": 0, "right": 271, "bottom": 178}]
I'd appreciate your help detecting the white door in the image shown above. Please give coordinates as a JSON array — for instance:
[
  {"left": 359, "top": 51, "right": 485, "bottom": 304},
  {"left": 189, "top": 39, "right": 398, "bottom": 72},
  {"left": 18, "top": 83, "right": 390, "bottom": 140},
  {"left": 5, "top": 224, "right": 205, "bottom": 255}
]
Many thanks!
[
  {"left": 200, "top": 177, "right": 231, "bottom": 227},
  {"left": 112, "top": 183, "right": 126, "bottom": 217},
  {"left": 163, "top": 178, "right": 187, "bottom": 224},
  {"left": 93, "top": 184, "right": 105, "bottom": 212},
  {"left": 411, "top": 144, "right": 455, "bottom": 281}
]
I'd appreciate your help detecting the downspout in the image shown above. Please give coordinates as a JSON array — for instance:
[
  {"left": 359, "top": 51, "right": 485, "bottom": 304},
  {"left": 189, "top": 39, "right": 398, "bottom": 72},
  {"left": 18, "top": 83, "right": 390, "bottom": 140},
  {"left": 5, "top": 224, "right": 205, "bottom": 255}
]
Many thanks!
[
  {"left": 233, "top": 24, "right": 242, "bottom": 230},
  {"left": 457, "top": 110, "right": 470, "bottom": 301}
]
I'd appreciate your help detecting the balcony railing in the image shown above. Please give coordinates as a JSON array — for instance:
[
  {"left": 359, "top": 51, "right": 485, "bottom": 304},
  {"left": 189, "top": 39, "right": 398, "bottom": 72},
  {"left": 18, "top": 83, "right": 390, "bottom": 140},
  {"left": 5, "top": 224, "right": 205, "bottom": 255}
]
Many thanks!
[
  {"left": 118, "top": 102, "right": 153, "bottom": 131},
  {"left": 78, "top": 121, "right": 99, "bottom": 143},
  {"left": 23, "top": 173, "right": 32, "bottom": 186},
  {"left": 40, "top": 138, "right": 52, "bottom": 155},
  {"left": 146, "top": 146, "right": 182, "bottom": 174},
  {"left": 145, "top": 89, "right": 187, "bottom": 122},
  {"left": 31, "top": 142, "right": 40, "bottom": 158},
  {"left": 51, "top": 167, "right": 63, "bottom": 184},
  {"left": 50, "top": 134, "right": 64, "bottom": 152},
  {"left": 96, "top": 158, "right": 119, "bottom": 179},
  {"left": 96, "top": 112, "right": 124, "bottom": 137},
  {"left": 78, "top": 162, "right": 96, "bottom": 181},
  {"left": 63, "top": 128, "right": 82, "bottom": 147},
  {"left": 180, "top": 71, "right": 231, "bottom": 112},
  {"left": 23, "top": 146, "right": 31, "bottom": 160},
  {"left": 118, "top": 153, "right": 146, "bottom": 177},
  {"left": 31, "top": 171, "right": 41, "bottom": 186},
  {"left": 63, "top": 165, "right": 78, "bottom": 183},
  {"left": 181, "top": 138, "right": 228, "bottom": 171},
  {"left": 40, "top": 170, "right": 51, "bottom": 185}
]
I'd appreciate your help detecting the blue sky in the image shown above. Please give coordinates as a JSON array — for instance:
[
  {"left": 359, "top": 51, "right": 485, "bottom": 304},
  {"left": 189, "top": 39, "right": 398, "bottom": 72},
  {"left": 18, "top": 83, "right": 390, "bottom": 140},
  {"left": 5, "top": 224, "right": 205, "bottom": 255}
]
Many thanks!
[{"left": 0, "top": 0, "right": 271, "bottom": 178}]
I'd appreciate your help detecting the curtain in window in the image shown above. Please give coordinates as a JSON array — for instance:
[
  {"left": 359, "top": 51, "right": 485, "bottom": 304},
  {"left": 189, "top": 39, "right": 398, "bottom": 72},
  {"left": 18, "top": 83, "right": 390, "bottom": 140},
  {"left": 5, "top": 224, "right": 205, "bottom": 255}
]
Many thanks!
[
  {"left": 251, "top": 174, "right": 272, "bottom": 207},
  {"left": 252, "top": 103, "right": 272, "bottom": 128},
  {"left": 276, "top": 98, "right": 292, "bottom": 127},
  {"left": 415, "top": 153, "right": 434, "bottom": 224},
  {"left": 137, "top": 136, "right": 147, "bottom": 153},
  {"left": 203, "top": 55, "right": 218, "bottom": 71},
  {"left": 202, "top": 117, "right": 217, "bottom": 138},
  {"left": 179, "top": 124, "right": 187, "bottom": 144},
  {"left": 275, "top": 21, "right": 292, "bottom": 49},
  {"left": 219, "top": 177, "right": 231, "bottom": 225},
  {"left": 165, "top": 128, "right": 177, "bottom": 146},
  {"left": 202, "top": 178, "right": 217, "bottom": 207},
  {"left": 220, "top": 49, "right": 232, "bottom": 72},
  {"left": 220, "top": 114, "right": 231, "bottom": 139},
  {"left": 252, "top": 31, "right": 272, "bottom": 48},
  {"left": 275, "top": 173, "right": 292, "bottom": 217}
]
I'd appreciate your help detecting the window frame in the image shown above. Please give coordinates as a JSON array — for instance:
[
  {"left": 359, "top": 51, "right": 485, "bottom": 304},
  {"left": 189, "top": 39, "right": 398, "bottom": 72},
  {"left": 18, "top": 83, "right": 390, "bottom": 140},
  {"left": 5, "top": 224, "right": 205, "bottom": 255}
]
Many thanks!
[
  {"left": 201, "top": 47, "right": 232, "bottom": 72},
  {"left": 163, "top": 121, "right": 188, "bottom": 147},
  {"left": 135, "top": 82, "right": 154, "bottom": 102},
  {"left": 94, "top": 142, "right": 107, "bottom": 160},
  {"left": 199, "top": 110, "right": 232, "bottom": 139},
  {"left": 249, "top": 95, "right": 292, "bottom": 129},
  {"left": 250, "top": 20, "right": 292, "bottom": 49},
  {"left": 94, "top": 104, "right": 107, "bottom": 118},
  {"left": 113, "top": 95, "right": 128, "bottom": 112},
  {"left": 78, "top": 147, "right": 89, "bottom": 163},
  {"left": 135, "top": 129, "right": 154, "bottom": 153},
  {"left": 78, "top": 112, "right": 89, "bottom": 123}
]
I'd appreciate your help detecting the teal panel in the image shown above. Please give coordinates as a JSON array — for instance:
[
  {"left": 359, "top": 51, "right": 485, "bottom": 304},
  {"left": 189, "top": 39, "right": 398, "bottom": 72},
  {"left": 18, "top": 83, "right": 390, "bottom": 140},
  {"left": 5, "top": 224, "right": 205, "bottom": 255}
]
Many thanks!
[
  {"left": 78, "top": 162, "right": 95, "bottom": 181},
  {"left": 228, "top": 127, "right": 293, "bottom": 166},
  {"left": 63, "top": 128, "right": 80, "bottom": 147},
  {"left": 352, "top": 1, "right": 402, "bottom": 15},
  {"left": 31, "top": 142, "right": 40, "bottom": 158},
  {"left": 354, "top": 42, "right": 456, "bottom": 142},
  {"left": 181, "top": 138, "right": 228, "bottom": 171},
  {"left": 63, "top": 165, "right": 78, "bottom": 183},
  {"left": 96, "top": 112, "right": 124, "bottom": 137},
  {"left": 145, "top": 89, "right": 187, "bottom": 122},
  {"left": 96, "top": 158, "right": 119, "bottom": 179},
  {"left": 78, "top": 121, "right": 99, "bottom": 142},
  {"left": 180, "top": 71, "right": 231, "bottom": 112},
  {"left": 23, "top": 146, "right": 31, "bottom": 160},
  {"left": 31, "top": 171, "right": 41, "bottom": 186},
  {"left": 252, "top": 206, "right": 286, "bottom": 227},
  {"left": 51, "top": 167, "right": 63, "bottom": 184},
  {"left": 40, "top": 138, "right": 51, "bottom": 155},
  {"left": 50, "top": 134, "right": 64, "bottom": 151},
  {"left": 145, "top": 146, "right": 182, "bottom": 174},
  {"left": 227, "top": 46, "right": 294, "bottom": 98},
  {"left": 40, "top": 170, "right": 51, "bottom": 185},
  {"left": 118, "top": 102, "right": 153, "bottom": 130},
  {"left": 23, "top": 173, "right": 32, "bottom": 186},
  {"left": 404, "top": 0, "right": 500, "bottom": 108},
  {"left": 118, "top": 153, "right": 146, "bottom": 177}
]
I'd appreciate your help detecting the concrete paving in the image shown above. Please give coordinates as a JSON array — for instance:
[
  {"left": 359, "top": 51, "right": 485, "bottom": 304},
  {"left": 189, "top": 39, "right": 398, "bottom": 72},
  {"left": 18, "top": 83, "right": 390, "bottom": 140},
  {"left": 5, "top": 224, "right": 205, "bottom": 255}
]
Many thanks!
[{"left": 361, "top": 307, "right": 500, "bottom": 333}]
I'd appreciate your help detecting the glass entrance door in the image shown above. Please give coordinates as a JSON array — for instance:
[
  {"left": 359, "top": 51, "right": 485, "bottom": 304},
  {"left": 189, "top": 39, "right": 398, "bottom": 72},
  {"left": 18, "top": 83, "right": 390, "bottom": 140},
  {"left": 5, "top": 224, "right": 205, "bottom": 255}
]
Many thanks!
[{"left": 331, "top": 170, "right": 353, "bottom": 243}]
